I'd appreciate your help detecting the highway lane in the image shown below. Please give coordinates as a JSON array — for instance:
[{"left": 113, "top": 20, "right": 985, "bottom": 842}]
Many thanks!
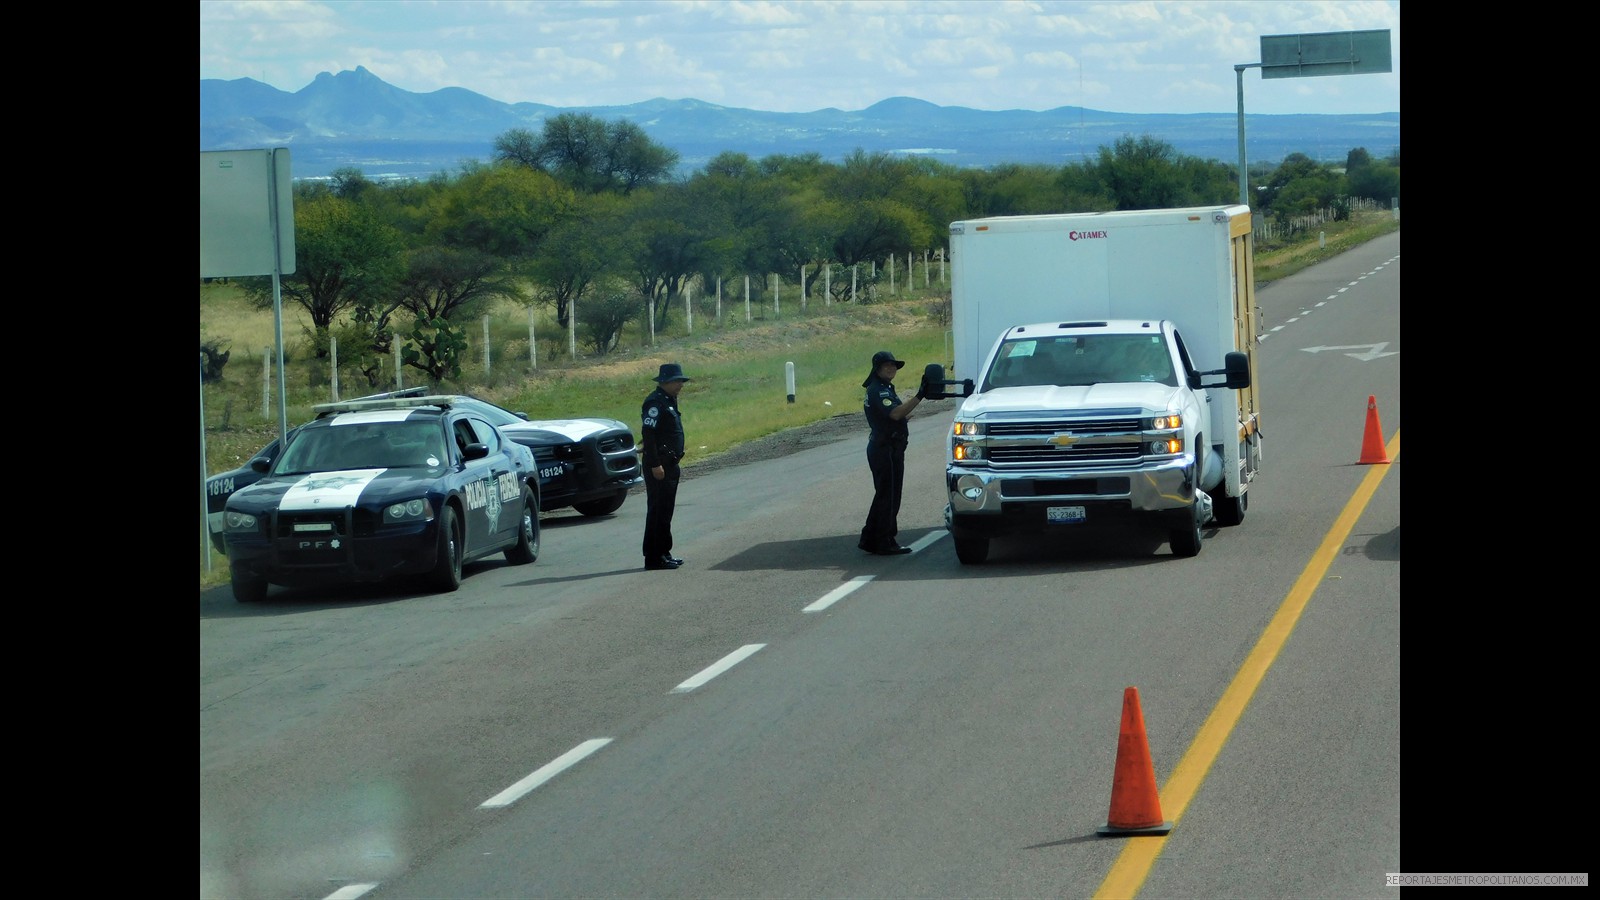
[{"left": 200, "top": 232, "right": 1399, "bottom": 899}]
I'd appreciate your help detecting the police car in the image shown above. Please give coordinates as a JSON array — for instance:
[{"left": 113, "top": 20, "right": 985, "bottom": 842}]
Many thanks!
[
  {"left": 222, "top": 394, "right": 542, "bottom": 602},
  {"left": 498, "top": 417, "right": 642, "bottom": 517},
  {"left": 206, "top": 390, "right": 643, "bottom": 553}
]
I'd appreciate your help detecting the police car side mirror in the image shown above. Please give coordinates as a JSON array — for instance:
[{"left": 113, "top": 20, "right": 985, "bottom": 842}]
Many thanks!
[
  {"left": 249, "top": 456, "right": 272, "bottom": 474},
  {"left": 462, "top": 442, "right": 490, "bottom": 461}
]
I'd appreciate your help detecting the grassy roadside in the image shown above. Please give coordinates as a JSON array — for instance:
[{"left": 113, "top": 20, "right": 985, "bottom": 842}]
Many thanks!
[
  {"left": 1254, "top": 207, "right": 1399, "bottom": 284},
  {"left": 199, "top": 209, "right": 1397, "bottom": 591}
]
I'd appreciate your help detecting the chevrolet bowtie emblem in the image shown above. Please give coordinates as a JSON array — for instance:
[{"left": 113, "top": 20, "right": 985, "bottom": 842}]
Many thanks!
[{"left": 1048, "top": 434, "right": 1080, "bottom": 446}]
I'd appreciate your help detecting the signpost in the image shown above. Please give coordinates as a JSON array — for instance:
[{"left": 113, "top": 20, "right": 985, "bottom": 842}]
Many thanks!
[
  {"left": 1235, "top": 30, "right": 1393, "bottom": 206},
  {"left": 200, "top": 148, "right": 295, "bottom": 570}
]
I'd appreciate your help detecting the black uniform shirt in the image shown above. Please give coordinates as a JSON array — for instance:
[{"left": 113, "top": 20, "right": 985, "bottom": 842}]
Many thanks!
[
  {"left": 862, "top": 375, "right": 909, "bottom": 449},
  {"left": 641, "top": 386, "right": 685, "bottom": 468}
]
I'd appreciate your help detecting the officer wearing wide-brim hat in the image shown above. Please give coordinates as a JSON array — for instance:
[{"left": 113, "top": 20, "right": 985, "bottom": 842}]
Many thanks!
[
  {"left": 641, "top": 363, "right": 692, "bottom": 570},
  {"left": 859, "top": 349, "right": 924, "bottom": 555}
]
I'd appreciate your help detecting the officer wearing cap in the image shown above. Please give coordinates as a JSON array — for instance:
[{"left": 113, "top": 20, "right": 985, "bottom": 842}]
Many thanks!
[
  {"left": 859, "top": 349, "right": 924, "bottom": 555},
  {"left": 641, "top": 363, "right": 691, "bottom": 570}
]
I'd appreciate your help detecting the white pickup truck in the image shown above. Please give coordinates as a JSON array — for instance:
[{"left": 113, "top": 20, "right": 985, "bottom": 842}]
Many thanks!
[{"left": 927, "top": 206, "right": 1263, "bottom": 562}]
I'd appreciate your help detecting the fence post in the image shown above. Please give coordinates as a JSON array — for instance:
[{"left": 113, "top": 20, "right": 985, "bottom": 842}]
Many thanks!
[
  {"left": 528, "top": 307, "right": 537, "bottom": 371},
  {"left": 483, "top": 314, "right": 492, "bottom": 378},
  {"left": 330, "top": 335, "right": 339, "bottom": 401},
  {"left": 262, "top": 347, "right": 270, "bottom": 418},
  {"left": 744, "top": 275, "right": 751, "bottom": 323}
]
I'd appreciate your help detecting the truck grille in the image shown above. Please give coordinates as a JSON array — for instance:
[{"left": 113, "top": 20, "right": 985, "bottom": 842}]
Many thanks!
[{"left": 985, "top": 416, "right": 1146, "bottom": 465}]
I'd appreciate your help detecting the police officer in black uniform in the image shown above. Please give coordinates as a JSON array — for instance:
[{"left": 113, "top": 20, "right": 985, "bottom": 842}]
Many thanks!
[
  {"left": 859, "top": 349, "right": 925, "bottom": 555},
  {"left": 641, "top": 362, "right": 691, "bottom": 570}
]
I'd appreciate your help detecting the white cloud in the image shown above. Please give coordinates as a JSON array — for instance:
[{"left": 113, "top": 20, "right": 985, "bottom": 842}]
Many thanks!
[{"left": 199, "top": 0, "right": 1399, "bottom": 115}]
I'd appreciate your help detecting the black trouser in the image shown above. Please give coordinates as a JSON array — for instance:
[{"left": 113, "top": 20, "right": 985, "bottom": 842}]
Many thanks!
[
  {"left": 642, "top": 460, "right": 680, "bottom": 561},
  {"left": 860, "top": 439, "right": 905, "bottom": 550}
]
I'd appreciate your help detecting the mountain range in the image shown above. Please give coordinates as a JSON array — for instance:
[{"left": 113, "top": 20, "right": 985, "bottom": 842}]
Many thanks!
[{"left": 200, "top": 66, "right": 1400, "bottom": 182}]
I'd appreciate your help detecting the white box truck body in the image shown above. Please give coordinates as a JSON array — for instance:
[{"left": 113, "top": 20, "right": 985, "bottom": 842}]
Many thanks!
[{"left": 935, "top": 205, "right": 1262, "bottom": 562}]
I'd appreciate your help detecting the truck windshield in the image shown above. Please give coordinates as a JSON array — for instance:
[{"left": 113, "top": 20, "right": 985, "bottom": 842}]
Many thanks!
[{"left": 982, "top": 334, "right": 1176, "bottom": 390}]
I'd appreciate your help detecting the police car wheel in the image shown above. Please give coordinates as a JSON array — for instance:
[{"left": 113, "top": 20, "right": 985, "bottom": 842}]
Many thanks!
[
  {"left": 231, "top": 567, "right": 268, "bottom": 603},
  {"left": 504, "top": 486, "right": 540, "bottom": 565},
  {"left": 430, "top": 505, "right": 463, "bottom": 592}
]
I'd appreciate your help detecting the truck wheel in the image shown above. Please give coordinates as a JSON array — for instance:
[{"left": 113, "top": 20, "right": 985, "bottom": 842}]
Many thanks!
[
  {"left": 1209, "top": 487, "right": 1247, "bottom": 526},
  {"left": 429, "top": 506, "right": 463, "bottom": 592},
  {"left": 954, "top": 535, "right": 990, "bottom": 564},
  {"left": 231, "top": 567, "right": 268, "bottom": 603},
  {"left": 1170, "top": 507, "right": 1203, "bottom": 557},
  {"left": 504, "top": 487, "right": 540, "bottom": 565},
  {"left": 573, "top": 490, "right": 626, "bottom": 517}
]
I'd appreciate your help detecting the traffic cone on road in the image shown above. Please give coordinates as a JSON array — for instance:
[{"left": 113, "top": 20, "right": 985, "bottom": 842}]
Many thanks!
[
  {"left": 1098, "top": 686, "right": 1173, "bottom": 836},
  {"left": 1359, "top": 395, "right": 1390, "bottom": 465}
]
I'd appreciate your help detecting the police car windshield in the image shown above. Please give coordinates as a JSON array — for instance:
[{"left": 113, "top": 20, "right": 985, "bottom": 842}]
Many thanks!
[{"left": 275, "top": 420, "right": 449, "bottom": 474}]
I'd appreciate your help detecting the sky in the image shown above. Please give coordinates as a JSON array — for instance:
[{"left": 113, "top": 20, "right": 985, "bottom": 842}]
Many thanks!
[{"left": 199, "top": 0, "right": 1399, "bottom": 117}]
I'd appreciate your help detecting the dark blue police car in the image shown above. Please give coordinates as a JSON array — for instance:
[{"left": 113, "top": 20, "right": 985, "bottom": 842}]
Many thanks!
[
  {"left": 206, "top": 390, "right": 642, "bottom": 555},
  {"left": 222, "top": 394, "right": 541, "bottom": 602}
]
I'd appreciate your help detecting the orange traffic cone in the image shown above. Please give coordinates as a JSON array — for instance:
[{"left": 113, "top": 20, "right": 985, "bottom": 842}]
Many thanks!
[
  {"left": 1098, "top": 686, "right": 1173, "bottom": 836},
  {"left": 1359, "top": 395, "right": 1390, "bottom": 465}
]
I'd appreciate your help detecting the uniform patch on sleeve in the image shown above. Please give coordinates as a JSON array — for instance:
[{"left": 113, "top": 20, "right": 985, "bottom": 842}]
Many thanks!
[{"left": 882, "top": 397, "right": 894, "bottom": 407}]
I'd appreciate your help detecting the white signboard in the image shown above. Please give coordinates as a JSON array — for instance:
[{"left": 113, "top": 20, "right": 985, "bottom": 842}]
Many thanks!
[{"left": 199, "top": 148, "right": 295, "bottom": 278}]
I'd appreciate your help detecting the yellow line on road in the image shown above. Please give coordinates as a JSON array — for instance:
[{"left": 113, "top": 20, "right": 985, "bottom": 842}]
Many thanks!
[{"left": 1094, "top": 431, "right": 1399, "bottom": 899}]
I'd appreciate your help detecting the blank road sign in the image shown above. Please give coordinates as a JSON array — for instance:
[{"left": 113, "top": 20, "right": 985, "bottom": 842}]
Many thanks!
[
  {"left": 200, "top": 148, "right": 295, "bottom": 278},
  {"left": 1260, "top": 29, "right": 1392, "bottom": 79}
]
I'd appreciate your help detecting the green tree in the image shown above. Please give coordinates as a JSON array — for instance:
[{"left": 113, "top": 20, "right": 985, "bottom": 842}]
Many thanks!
[
  {"left": 576, "top": 282, "right": 640, "bottom": 355},
  {"left": 1095, "top": 135, "right": 1188, "bottom": 210},
  {"left": 1256, "top": 153, "right": 1327, "bottom": 214},
  {"left": 241, "top": 193, "right": 405, "bottom": 357},
  {"left": 619, "top": 185, "right": 713, "bottom": 329},
  {"left": 528, "top": 192, "right": 630, "bottom": 329},
  {"left": 496, "top": 114, "right": 679, "bottom": 195},
  {"left": 395, "top": 245, "right": 513, "bottom": 382}
]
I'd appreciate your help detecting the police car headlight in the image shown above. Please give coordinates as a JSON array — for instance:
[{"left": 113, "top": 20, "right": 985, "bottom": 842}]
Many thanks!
[
  {"left": 384, "top": 499, "right": 431, "bottom": 522},
  {"left": 223, "top": 510, "right": 257, "bottom": 531}
]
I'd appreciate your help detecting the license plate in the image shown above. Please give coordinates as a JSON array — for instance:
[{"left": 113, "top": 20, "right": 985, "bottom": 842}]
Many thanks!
[{"left": 1047, "top": 505, "right": 1086, "bottom": 524}]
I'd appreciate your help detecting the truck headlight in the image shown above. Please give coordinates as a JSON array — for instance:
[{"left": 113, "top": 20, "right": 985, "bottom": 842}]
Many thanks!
[
  {"left": 1152, "top": 414, "right": 1181, "bottom": 430},
  {"left": 223, "top": 510, "right": 258, "bottom": 532},
  {"left": 1150, "top": 438, "right": 1183, "bottom": 455},
  {"left": 951, "top": 420, "right": 985, "bottom": 461}
]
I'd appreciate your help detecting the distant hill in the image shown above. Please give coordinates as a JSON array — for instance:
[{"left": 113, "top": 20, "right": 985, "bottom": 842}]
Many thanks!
[{"left": 200, "top": 66, "right": 1400, "bottom": 182}]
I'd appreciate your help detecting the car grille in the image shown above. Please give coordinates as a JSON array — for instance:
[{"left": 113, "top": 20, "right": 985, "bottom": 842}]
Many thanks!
[
  {"left": 272, "top": 509, "right": 381, "bottom": 539},
  {"left": 985, "top": 416, "right": 1146, "bottom": 465}
]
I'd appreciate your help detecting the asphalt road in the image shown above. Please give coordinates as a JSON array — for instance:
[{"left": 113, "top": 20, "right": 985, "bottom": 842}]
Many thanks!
[{"left": 200, "top": 232, "right": 1400, "bottom": 899}]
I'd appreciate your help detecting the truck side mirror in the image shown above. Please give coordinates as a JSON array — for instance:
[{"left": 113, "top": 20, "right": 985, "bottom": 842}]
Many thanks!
[
  {"left": 920, "top": 363, "right": 974, "bottom": 400},
  {"left": 1222, "top": 351, "right": 1251, "bottom": 390}
]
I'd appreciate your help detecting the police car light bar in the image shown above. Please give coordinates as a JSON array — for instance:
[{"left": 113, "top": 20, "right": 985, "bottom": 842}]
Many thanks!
[{"left": 314, "top": 395, "right": 458, "bottom": 415}]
